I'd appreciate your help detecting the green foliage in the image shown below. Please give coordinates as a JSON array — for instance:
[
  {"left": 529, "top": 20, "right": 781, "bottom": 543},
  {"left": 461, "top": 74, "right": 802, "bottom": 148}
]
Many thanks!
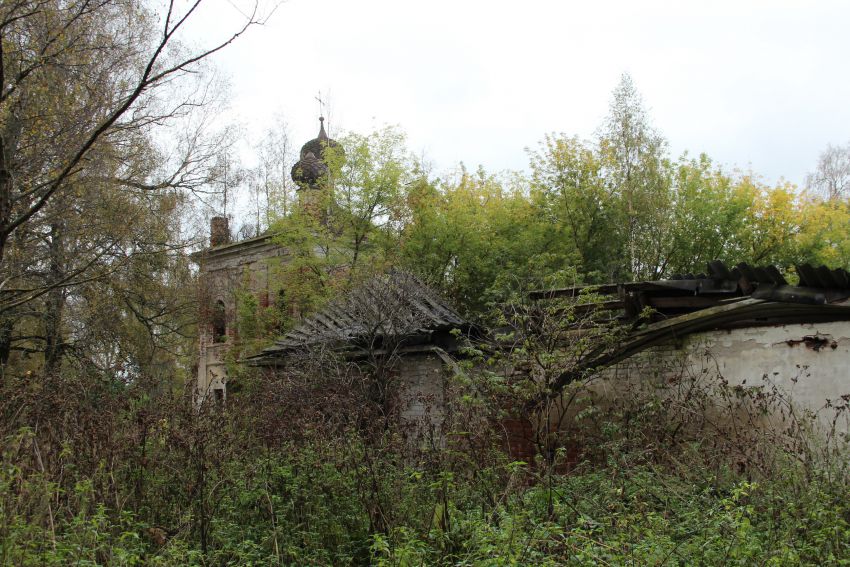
[
  {"left": 398, "top": 75, "right": 850, "bottom": 311},
  {"left": 7, "top": 55, "right": 850, "bottom": 567},
  {"left": 4, "top": 443, "right": 849, "bottom": 565},
  {"left": 3, "top": 366, "right": 850, "bottom": 565},
  {"left": 251, "top": 76, "right": 850, "bottom": 326},
  {"left": 528, "top": 134, "right": 617, "bottom": 282},
  {"left": 269, "top": 125, "right": 416, "bottom": 316},
  {"left": 796, "top": 197, "right": 850, "bottom": 270},
  {"left": 401, "top": 166, "right": 554, "bottom": 312}
]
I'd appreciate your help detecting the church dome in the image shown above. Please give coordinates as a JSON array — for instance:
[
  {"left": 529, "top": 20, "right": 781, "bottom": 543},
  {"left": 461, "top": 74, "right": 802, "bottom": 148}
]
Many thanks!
[
  {"left": 299, "top": 117, "right": 343, "bottom": 161},
  {"left": 291, "top": 117, "right": 343, "bottom": 190},
  {"left": 290, "top": 151, "right": 327, "bottom": 187}
]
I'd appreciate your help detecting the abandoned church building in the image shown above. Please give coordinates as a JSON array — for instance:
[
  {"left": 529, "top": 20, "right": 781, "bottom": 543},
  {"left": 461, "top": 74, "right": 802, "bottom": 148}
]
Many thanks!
[
  {"left": 194, "top": 118, "right": 850, "bottom": 449},
  {"left": 193, "top": 117, "right": 477, "bottom": 441},
  {"left": 194, "top": 116, "right": 341, "bottom": 402}
]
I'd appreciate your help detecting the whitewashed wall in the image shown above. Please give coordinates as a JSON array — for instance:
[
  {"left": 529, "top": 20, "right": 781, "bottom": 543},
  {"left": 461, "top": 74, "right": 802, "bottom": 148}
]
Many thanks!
[{"left": 600, "top": 321, "right": 850, "bottom": 432}]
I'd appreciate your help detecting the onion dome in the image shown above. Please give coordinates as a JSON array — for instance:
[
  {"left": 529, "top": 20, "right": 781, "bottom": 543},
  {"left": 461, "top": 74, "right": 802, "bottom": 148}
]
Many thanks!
[
  {"left": 290, "top": 151, "right": 328, "bottom": 187},
  {"left": 291, "top": 117, "right": 343, "bottom": 190}
]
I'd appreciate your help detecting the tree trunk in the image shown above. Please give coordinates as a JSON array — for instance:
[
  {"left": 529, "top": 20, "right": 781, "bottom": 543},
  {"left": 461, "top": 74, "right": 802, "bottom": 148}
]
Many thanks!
[
  {"left": 0, "top": 143, "right": 12, "bottom": 266},
  {"left": 0, "top": 316, "right": 12, "bottom": 379},
  {"left": 0, "top": 115, "right": 23, "bottom": 268},
  {"left": 44, "top": 222, "right": 65, "bottom": 374}
]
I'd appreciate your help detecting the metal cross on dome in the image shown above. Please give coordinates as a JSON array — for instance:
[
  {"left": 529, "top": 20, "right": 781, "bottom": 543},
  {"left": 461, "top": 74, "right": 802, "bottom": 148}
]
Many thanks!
[{"left": 315, "top": 91, "right": 325, "bottom": 120}]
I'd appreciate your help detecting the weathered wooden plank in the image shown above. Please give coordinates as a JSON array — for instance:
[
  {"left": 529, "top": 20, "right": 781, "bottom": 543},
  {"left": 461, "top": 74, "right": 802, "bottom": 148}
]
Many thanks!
[{"left": 647, "top": 296, "right": 722, "bottom": 309}]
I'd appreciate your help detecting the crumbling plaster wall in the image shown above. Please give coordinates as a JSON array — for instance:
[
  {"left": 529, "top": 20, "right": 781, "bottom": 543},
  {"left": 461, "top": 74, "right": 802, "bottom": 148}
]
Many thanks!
[
  {"left": 396, "top": 353, "right": 446, "bottom": 428},
  {"left": 600, "top": 321, "right": 850, "bottom": 431}
]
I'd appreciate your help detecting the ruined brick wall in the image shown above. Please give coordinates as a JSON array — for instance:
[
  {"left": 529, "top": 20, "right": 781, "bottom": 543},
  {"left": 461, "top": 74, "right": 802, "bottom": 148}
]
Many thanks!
[
  {"left": 500, "top": 415, "right": 537, "bottom": 464},
  {"left": 196, "top": 235, "right": 287, "bottom": 400},
  {"left": 393, "top": 353, "right": 575, "bottom": 466}
]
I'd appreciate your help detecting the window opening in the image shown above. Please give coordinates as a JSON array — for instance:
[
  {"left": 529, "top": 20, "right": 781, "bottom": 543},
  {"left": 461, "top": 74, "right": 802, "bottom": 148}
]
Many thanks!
[{"left": 212, "top": 300, "right": 226, "bottom": 343}]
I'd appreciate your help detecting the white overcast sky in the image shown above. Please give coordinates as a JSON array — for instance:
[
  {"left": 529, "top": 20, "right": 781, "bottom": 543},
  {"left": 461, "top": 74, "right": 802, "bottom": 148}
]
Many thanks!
[{"left": 187, "top": 0, "right": 850, "bottom": 187}]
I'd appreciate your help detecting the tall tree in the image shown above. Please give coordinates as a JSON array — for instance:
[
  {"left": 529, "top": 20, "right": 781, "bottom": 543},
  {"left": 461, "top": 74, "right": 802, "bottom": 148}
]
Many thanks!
[
  {"left": 662, "top": 155, "right": 753, "bottom": 274},
  {"left": 796, "top": 197, "right": 850, "bottom": 270},
  {"left": 528, "top": 134, "right": 615, "bottom": 282},
  {"left": 0, "top": 0, "right": 262, "bottom": 270},
  {"left": 0, "top": 0, "right": 265, "bottom": 379},
  {"left": 806, "top": 142, "right": 850, "bottom": 201},
  {"left": 401, "top": 165, "right": 553, "bottom": 312},
  {"left": 598, "top": 73, "right": 671, "bottom": 280},
  {"left": 271, "top": 126, "right": 414, "bottom": 318},
  {"left": 255, "top": 113, "right": 296, "bottom": 224},
  {"left": 0, "top": 155, "right": 198, "bottom": 380}
]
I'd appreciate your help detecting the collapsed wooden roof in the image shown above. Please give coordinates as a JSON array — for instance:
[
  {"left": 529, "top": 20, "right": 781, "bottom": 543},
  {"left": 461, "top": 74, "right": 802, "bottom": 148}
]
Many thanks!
[
  {"left": 248, "top": 270, "right": 469, "bottom": 364},
  {"left": 535, "top": 261, "right": 850, "bottom": 396}
]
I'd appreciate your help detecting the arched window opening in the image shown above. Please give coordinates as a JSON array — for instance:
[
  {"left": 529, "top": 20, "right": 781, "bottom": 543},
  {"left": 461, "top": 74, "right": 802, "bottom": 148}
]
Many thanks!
[{"left": 212, "top": 300, "right": 227, "bottom": 343}]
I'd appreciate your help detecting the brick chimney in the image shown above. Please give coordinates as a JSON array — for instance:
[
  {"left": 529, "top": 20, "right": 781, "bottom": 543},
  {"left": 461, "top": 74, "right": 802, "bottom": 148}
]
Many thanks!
[{"left": 210, "top": 216, "right": 230, "bottom": 247}]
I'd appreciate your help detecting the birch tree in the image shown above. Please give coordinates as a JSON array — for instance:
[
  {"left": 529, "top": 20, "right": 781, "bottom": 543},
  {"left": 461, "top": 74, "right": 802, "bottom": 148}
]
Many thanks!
[
  {"left": 806, "top": 142, "right": 850, "bottom": 201},
  {"left": 0, "top": 0, "right": 264, "bottom": 268}
]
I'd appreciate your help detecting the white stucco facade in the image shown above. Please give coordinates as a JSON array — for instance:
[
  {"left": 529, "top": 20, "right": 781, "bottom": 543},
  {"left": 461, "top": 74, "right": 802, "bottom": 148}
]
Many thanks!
[
  {"left": 600, "top": 321, "right": 850, "bottom": 433},
  {"left": 687, "top": 323, "right": 850, "bottom": 417}
]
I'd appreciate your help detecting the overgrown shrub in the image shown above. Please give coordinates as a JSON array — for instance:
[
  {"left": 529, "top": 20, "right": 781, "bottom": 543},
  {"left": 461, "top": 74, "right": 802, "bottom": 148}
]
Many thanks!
[{"left": 2, "top": 346, "right": 850, "bottom": 565}]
